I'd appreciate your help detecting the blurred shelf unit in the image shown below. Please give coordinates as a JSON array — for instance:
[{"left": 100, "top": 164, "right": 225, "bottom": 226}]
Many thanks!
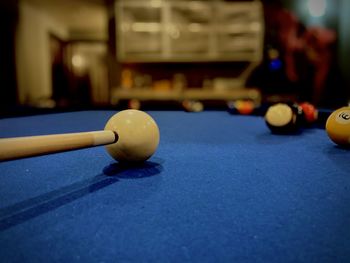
[
  {"left": 113, "top": 0, "right": 263, "bottom": 106},
  {"left": 115, "top": 0, "right": 264, "bottom": 63}
]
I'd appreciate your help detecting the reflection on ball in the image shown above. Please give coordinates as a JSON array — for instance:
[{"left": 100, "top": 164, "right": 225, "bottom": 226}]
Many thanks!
[
  {"left": 326, "top": 106, "right": 350, "bottom": 147},
  {"left": 104, "top": 110, "right": 160, "bottom": 162}
]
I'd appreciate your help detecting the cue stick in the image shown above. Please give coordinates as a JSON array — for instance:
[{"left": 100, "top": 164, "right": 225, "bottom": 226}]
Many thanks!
[{"left": 0, "top": 131, "right": 118, "bottom": 161}]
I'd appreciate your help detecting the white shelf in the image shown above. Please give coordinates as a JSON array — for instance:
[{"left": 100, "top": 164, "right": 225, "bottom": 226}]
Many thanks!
[{"left": 115, "top": 0, "right": 264, "bottom": 63}]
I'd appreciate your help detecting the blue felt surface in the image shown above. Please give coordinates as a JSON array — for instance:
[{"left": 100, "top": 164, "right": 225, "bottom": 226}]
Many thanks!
[{"left": 0, "top": 111, "right": 350, "bottom": 263}]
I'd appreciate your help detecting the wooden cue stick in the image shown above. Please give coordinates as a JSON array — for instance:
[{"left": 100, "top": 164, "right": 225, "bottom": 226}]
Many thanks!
[{"left": 0, "top": 130, "right": 118, "bottom": 161}]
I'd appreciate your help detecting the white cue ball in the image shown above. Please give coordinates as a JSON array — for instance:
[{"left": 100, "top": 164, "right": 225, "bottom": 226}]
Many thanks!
[{"left": 104, "top": 110, "right": 160, "bottom": 162}]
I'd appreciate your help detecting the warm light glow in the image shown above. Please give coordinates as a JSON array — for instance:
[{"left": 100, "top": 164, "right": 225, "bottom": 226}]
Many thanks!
[
  {"left": 72, "top": 55, "right": 85, "bottom": 69},
  {"left": 307, "top": 0, "right": 327, "bottom": 17}
]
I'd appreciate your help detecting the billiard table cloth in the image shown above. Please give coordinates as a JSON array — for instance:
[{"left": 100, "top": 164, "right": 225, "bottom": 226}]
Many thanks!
[{"left": 0, "top": 111, "right": 350, "bottom": 262}]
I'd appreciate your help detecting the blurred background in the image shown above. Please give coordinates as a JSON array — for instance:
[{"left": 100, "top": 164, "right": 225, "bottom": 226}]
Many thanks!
[{"left": 0, "top": 0, "right": 349, "bottom": 116}]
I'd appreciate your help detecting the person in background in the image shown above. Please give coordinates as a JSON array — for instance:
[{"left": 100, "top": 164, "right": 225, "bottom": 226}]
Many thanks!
[{"left": 250, "top": 2, "right": 346, "bottom": 108}]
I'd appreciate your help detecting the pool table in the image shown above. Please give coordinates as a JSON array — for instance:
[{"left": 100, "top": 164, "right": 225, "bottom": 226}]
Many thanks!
[{"left": 0, "top": 110, "right": 350, "bottom": 262}]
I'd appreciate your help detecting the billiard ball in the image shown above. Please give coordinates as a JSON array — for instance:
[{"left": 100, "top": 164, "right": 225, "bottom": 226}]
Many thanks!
[
  {"left": 227, "top": 100, "right": 255, "bottom": 115},
  {"left": 326, "top": 106, "right": 350, "bottom": 147},
  {"left": 104, "top": 110, "right": 160, "bottom": 162},
  {"left": 182, "top": 100, "right": 204, "bottom": 112},
  {"left": 265, "top": 103, "right": 303, "bottom": 134},
  {"left": 299, "top": 102, "right": 318, "bottom": 124},
  {"left": 128, "top": 99, "right": 141, "bottom": 110}
]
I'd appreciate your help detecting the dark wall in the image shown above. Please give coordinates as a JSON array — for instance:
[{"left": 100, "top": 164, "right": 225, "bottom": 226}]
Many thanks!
[{"left": 0, "top": 0, "right": 18, "bottom": 112}]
